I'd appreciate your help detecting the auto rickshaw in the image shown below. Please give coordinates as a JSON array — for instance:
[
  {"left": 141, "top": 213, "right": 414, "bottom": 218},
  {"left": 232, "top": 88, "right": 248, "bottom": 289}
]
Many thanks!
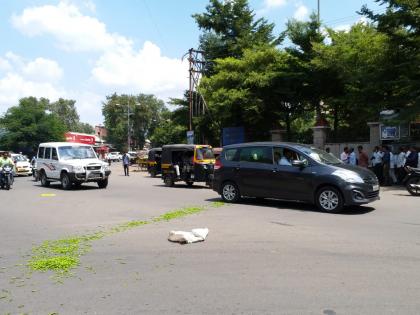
[
  {"left": 147, "top": 147, "right": 162, "bottom": 177},
  {"left": 161, "top": 144, "right": 215, "bottom": 187}
]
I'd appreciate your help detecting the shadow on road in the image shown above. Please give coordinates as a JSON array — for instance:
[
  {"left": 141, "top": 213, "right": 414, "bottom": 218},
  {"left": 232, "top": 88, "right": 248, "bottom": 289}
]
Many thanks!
[
  {"left": 153, "top": 184, "right": 209, "bottom": 190},
  {"left": 205, "top": 197, "right": 376, "bottom": 215}
]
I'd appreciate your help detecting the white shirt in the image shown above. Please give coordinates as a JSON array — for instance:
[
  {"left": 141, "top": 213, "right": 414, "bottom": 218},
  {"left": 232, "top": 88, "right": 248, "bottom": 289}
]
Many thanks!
[
  {"left": 340, "top": 152, "right": 349, "bottom": 163},
  {"left": 390, "top": 152, "right": 395, "bottom": 169},
  {"left": 418, "top": 153, "right": 420, "bottom": 168},
  {"left": 372, "top": 151, "right": 384, "bottom": 165},
  {"left": 396, "top": 152, "right": 406, "bottom": 168},
  {"left": 349, "top": 152, "right": 356, "bottom": 165},
  {"left": 279, "top": 157, "right": 292, "bottom": 166}
]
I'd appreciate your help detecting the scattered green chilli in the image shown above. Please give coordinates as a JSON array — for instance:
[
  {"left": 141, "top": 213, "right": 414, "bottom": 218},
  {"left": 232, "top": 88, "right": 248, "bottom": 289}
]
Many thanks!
[{"left": 27, "top": 202, "right": 224, "bottom": 277}]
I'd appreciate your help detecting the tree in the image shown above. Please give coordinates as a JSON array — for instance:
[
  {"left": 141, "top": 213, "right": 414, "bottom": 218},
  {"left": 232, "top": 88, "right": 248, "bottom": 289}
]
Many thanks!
[
  {"left": 284, "top": 13, "right": 330, "bottom": 124},
  {"left": 312, "top": 23, "right": 390, "bottom": 140},
  {"left": 361, "top": 0, "right": 420, "bottom": 117},
  {"left": 193, "top": 0, "right": 281, "bottom": 73},
  {"left": 102, "top": 93, "right": 166, "bottom": 151},
  {"left": 200, "top": 46, "right": 307, "bottom": 142},
  {"left": 0, "top": 97, "right": 66, "bottom": 155}
]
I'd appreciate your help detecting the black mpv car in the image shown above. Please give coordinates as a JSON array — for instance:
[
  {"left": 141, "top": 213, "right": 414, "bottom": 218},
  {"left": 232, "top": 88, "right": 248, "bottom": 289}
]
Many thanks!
[{"left": 212, "top": 142, "right": 380, "bottom": 213}]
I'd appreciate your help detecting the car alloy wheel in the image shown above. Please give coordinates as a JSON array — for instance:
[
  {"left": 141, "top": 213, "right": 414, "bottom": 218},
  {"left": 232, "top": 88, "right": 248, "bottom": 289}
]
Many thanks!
[
  {"left": 317, "top": 187, "right": 344, "bottom": 213},
  {"left": 222, "top": 182, "right": 240, "bottom": 203}
]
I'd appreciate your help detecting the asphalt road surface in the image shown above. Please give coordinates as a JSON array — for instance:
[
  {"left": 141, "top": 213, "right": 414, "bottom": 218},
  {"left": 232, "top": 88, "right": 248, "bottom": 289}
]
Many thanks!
[{"left": 1, "top": 165, "right": 420, "bottom": 314}]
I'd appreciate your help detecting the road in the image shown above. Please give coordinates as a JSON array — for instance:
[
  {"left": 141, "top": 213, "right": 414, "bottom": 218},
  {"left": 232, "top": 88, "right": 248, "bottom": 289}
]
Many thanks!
[{"left": 1, "top": 165, "right": 420, "bottom": 315}]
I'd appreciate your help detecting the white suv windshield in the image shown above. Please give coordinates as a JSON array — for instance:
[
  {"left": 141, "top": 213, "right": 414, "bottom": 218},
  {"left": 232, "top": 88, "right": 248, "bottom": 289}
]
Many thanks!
[{"left": 58, "top": 146, "right": 97, "bottom": 160}]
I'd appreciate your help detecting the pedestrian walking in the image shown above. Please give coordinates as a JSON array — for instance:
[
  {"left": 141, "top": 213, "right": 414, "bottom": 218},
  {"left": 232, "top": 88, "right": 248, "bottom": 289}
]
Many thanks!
[
  {"left": 357, "top": 145, "right": 369, "bottom": 168},
  {"left": 371, "top": 146, "right": 384, "bottom": 184},
  {"left": 122, "top": 152, "right": 130, "bottom": 176},
  {"left": 349, "top": 147, "right": 357, "bottom": 165},
  {"left": 340, "top": 147, "right": 349, "bottom": 164}
]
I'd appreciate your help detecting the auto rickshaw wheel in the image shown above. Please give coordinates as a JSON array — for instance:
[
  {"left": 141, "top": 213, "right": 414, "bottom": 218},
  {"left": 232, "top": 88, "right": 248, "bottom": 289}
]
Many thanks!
[
  {"left": 150, "top": 169, "right": 156, "bottom": 178},
  {"left": 164, "top": 176, "right": 174, "bottom": 187},
  {"left": 186, "top": 181, "right": 194, "bottom": 187}
]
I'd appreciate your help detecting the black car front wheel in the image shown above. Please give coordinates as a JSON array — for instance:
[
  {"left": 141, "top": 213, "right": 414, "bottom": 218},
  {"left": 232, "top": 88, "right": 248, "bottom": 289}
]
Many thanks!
[
  {"left": 316, "top": 186, "right": 344, "bottom": 213},
  {"left": 221, "top": 181, "right": 240, "bottom": 203}
]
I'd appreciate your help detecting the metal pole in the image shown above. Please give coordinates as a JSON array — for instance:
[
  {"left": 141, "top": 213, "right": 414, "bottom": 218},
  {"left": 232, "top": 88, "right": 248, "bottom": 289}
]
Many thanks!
[
  {"left": 188, "top": 48, "right": 193, "bottom": 131},
  {"left": 127, "top": 99, "right": 130, "bottom": 152},
  {"left": 317, "top": 0, "right": 320, "bottom": 29}
]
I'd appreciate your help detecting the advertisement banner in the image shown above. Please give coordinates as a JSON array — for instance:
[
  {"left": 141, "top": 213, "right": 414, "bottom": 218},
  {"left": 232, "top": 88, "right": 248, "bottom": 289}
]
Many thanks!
[
  {"left": 380, "top": 125, "right": 400, "bottom": 140},
  {"left": 65, "top": 132, "right": 96, "bottom": 145}
]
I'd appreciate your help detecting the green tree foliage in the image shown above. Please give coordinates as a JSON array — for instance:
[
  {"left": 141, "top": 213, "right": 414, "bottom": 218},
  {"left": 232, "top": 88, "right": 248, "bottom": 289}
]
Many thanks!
[
  {"left": 102, "top": 93, "right": 166, "bottom": 151},
  {"left": 193, "top": 0, "right": 281, "bottom": 73},
  {"left": 0, "top": 97, "right": 66, "bottom": 155},
  {"left": 48, "top": 98, "right": 94, "bottom": 133},
  {"left": 361, "top": 0, "right": 420, "bottom": 118},
  {"left": 312, "top": 23, "right": 390, "bottom": 140},
  {"left": 200, "top": 46, "right": 307, "bottom": 142}
]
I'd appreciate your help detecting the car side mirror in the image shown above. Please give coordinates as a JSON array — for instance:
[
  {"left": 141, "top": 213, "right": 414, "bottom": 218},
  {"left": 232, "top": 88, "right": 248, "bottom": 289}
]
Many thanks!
[{"left": 292, "top": 160, "right": 305, "bottom": 168}]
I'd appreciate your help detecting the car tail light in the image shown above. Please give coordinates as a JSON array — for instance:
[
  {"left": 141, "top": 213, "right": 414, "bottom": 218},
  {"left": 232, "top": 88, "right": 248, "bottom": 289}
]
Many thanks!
[{"left": 214, "top": 158, "right": 223, "bottom": 170}]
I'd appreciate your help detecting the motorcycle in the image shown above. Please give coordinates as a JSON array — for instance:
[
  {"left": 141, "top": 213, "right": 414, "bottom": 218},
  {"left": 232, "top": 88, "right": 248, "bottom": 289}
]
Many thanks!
[
  {"left": 404, "top": 166, "right": 420, "bottom": 196},
  {"left": 0, "top": 164, "right": 14, "bottom": 190}
]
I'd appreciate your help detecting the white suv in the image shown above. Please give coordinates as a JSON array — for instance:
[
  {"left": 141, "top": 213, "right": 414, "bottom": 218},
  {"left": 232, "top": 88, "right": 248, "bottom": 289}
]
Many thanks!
[{"left": 36, "top": 142, "right": 111, "bottom": 190}]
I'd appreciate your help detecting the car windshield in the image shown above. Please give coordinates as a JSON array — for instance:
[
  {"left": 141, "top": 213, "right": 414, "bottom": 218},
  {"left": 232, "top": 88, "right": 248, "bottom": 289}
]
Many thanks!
[
  {"left": 13, "top": 155, "right": 27, "bottom": 162},
  {"left": 196, "top": 147, "right": 214, "bottom": 160},
  {"left": 298, "top": 146, "right": 342, "bottom": 165},
  {"left": 58, "top": 146, "right": 97, "bottom": 160}
]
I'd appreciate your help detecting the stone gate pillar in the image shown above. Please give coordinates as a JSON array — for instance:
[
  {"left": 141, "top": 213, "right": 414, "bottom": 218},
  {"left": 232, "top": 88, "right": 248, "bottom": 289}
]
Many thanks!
[
  {"left": 312, "top": 126, "right": 329, "bottom": 149},
  {"left": 270, "top": 129, "right": 287, "bottom": 142},
  {"left": 367, "top": 122, "right": 381, "bottom": 148}
]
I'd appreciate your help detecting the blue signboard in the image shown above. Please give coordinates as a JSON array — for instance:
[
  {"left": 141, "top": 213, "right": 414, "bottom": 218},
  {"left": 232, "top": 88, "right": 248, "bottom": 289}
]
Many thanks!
[{"left": 222, "top": 127, "right": 245, "bottom": 146}]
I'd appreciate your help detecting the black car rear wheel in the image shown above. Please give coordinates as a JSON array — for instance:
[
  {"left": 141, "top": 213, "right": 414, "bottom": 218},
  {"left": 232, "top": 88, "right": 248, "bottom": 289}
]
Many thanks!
[
  {"left": 221, "top": 181, "right": 240, "bottom": 203},
  {"left": 316, "top": 186, "right": 344, "bottom": 213}
]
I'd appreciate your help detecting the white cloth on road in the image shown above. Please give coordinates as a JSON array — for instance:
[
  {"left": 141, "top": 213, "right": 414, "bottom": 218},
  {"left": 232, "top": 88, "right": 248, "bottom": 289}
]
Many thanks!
[{"left": 168, "top": 228, "right": 209, "bottom": 244}]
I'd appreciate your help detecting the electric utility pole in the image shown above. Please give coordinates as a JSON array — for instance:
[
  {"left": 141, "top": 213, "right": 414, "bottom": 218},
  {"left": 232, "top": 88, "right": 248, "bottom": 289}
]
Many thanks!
[{"left": 183, "top": 48, "right": 207, "bottom": 131}]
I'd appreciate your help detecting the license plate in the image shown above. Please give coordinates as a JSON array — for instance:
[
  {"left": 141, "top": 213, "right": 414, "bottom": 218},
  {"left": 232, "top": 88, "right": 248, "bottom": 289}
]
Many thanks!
[{"left": 372, "top": 184, "right": 379, "bottom": 191}]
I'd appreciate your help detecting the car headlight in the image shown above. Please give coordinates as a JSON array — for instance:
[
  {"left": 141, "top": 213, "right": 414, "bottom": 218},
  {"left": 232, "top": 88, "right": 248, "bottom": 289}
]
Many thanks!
[
  {"left": 333, "top": 170, "right": 364, "bottom": 183},
  {"left": 73, "top": 165, "right": 85, "bottom": 173},
  {"left": 103, "top": 165, "right": 110, "bottom": 171}
]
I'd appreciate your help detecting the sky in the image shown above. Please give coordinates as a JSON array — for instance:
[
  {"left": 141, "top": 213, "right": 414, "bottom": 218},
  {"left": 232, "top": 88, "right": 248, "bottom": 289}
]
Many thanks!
[{"left": 0, "top": 0, "right": 383, "bottom": 126}]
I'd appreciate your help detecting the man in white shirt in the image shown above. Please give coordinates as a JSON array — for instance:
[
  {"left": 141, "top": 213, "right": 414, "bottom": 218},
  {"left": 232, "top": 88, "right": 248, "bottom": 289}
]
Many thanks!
[
  {"left": 389, "top": 150, "right": 397, "bottom": 184},
  {"left": 396, "top": 146, "right": 406, "bottom": 183},
  {"left": 279, "top": 150, "right": 293, "bottom": 166},
  {"left": 340, "top": 147, "right": 349, "bottom": 164},
  {"left": 349, "top": 148, "right": 357, "bottom": 165}
]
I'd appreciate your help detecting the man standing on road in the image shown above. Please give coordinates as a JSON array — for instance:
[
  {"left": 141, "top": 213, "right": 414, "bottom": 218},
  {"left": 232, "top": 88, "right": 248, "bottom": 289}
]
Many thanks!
[
  {"left": 357, "top": 146, "right": 369, "bottom": 168},
  {"left": 372, "top": 146, "right": 384, "bottom": 184},
  {"left": 405, "top": 146, "right": 418, "bottom": 168},
  {"left": 382, "top": 146, "right": 391, "bottom": 186},
  {"left": 349, "top": 148, "right": 357, "bottom": 165},
  {"left": 340, "top": 147, "right": 349, "bottom": 164},
  {"left": 396, "top": 147, "right": 406, "bottom": 183},
  {"left": 122, "top": 152, "right": 130, "bottom": 176}
]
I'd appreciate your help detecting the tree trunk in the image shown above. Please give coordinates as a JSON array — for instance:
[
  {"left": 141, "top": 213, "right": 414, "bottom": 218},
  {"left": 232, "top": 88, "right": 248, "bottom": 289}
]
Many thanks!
[{"left": 333, "top": 103, "right": 339, "bottom": 142}]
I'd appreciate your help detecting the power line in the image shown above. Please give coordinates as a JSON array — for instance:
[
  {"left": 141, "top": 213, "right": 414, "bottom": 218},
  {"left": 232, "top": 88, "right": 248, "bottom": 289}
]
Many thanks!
[{"left": 141, "top": 0, "right": 168, "bottom": 52}]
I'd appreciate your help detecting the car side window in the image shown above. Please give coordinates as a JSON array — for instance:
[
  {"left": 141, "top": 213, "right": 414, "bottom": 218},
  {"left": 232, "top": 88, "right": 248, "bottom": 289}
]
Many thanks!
[
  {"left": 273, "top": 147, "right": 308, "bottom": 167},
  {"left": 52, "top": 148, "right": 58, "bottom": 160},
  {"left": 38, "top": 147, "right": 45, "bottom": 159},
  {"left": 224, "top": 148, "right": 239, "bottom": 161},
  {"left": 239, "top": 147, "right": 273, "bottom": 164},
  {"left": 44, "top": 147, "right": 51, "bottom": 160}
]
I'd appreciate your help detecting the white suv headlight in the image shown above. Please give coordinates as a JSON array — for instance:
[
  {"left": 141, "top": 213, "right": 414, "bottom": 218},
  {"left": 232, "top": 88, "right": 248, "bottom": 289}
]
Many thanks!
[
  {"left": 73, "top": 165, "right": 85, "bottom": 173},
  {"left": 103, "top": 165, "right": 110, "bottom": 171},
  {"left": 333, "top": 170, "right": 364, "bottom": 183}
]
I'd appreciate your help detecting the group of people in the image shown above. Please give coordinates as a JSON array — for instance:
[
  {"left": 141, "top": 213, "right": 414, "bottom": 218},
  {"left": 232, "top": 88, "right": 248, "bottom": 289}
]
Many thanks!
[{"left": 335, "top": 145, "right": 419, "bottom": 186}]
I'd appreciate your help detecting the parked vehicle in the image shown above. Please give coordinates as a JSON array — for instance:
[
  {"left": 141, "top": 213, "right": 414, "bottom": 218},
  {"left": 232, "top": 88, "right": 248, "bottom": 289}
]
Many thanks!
[
  {"left": 128, "top": 151, "right": 138, "bottom": 164},
  {"left": 36, "top": 142, "right": 111, "bottom": 190},
  {"left": 147, "top": 147, "right": 162, "bottom": 177},
  {"left": 161, "top": 144, "right": 215, "bottom": 187},
  {"left": 404, "top": 166, "right": 420, "bottom": 196},
  {"left": 212, "top": 142, "right": 380, "bottom": 213},
  {"left": 11, "top": 153, "right": 32, "bottom": 176},
  {"left": 0, "top": 164, "right": 14, "bottom": 190},
  {"left": 107, "top": 152, "right": 122, "bottom": 162}
]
